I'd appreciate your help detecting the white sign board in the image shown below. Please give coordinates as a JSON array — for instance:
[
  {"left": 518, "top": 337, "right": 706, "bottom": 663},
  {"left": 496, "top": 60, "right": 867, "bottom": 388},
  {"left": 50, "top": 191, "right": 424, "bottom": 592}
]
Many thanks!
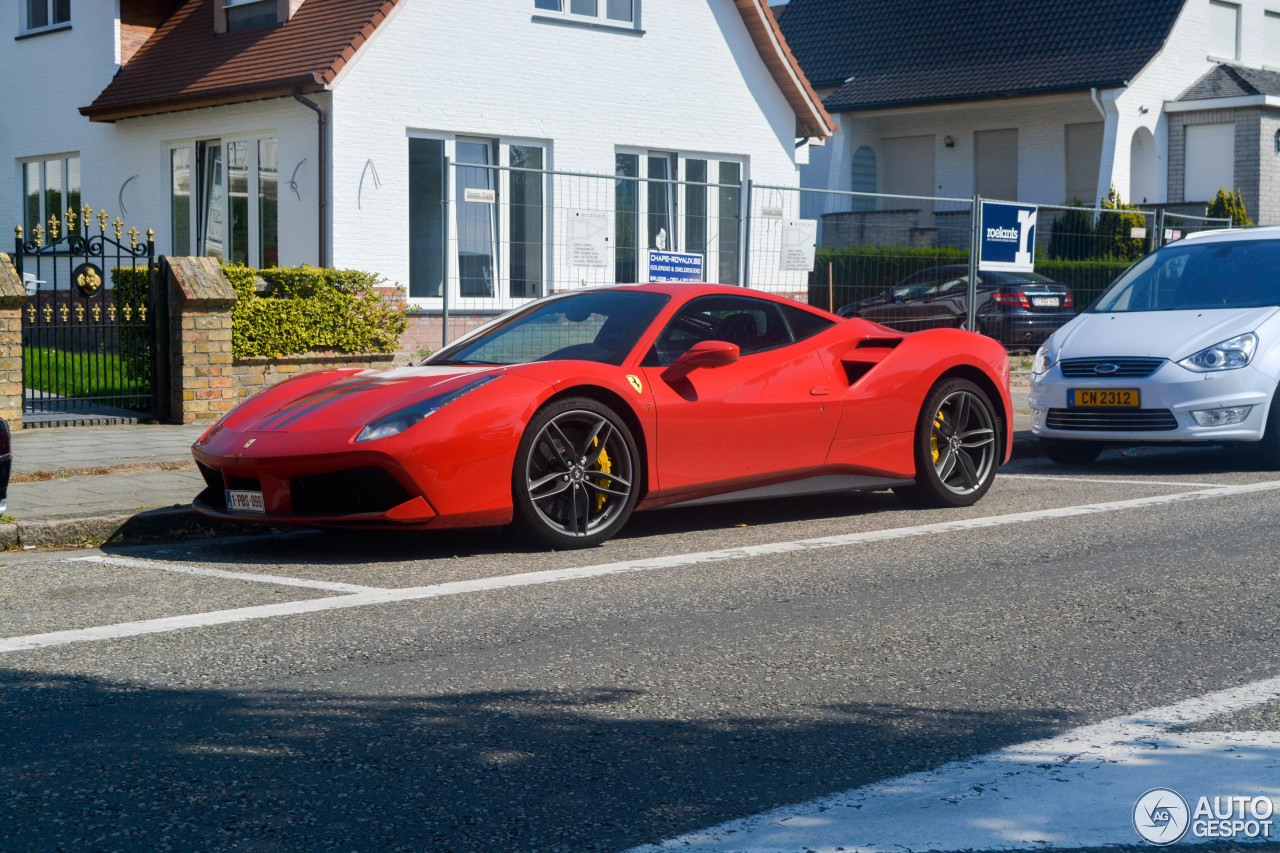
[
  {"left": 464, "top": 187, "right": 496, "bottom": 204},
  {"left": 568, "top": 209, "right": 610, "bottom": 267},
  {"left": 644, "top": 250, "right": 704, "bottom": 282},
  {"left": 780, "top": 219, "right": 818, "bottom": 272}
]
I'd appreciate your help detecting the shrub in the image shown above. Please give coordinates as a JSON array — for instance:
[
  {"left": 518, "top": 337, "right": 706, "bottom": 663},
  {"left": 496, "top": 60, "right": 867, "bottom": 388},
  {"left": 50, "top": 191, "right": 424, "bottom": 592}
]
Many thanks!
[
  {"left": 1093, "top": 185, "right": 1147, "bottom": 261},
  {"left": 1046, "top": 200, "right": 1095, "bottom": 260},
  {"left": 1206, "top": 187, "right": 1253, "bottom": 226},
  {"left": 223, "top": 264, "right": 409, "bottom": 359},
  {"left": 110, "top": 266, "right": 154, "bottom": 384}
]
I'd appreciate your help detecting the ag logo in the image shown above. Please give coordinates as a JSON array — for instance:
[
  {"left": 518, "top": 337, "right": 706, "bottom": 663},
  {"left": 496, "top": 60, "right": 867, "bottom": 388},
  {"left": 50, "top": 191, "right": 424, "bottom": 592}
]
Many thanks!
[
  {"left": 1134, "top": 788, "right": 1190, "bottom": 845},
  {"left": 626, "top": 375, "right": 643, "bottom": 394}
]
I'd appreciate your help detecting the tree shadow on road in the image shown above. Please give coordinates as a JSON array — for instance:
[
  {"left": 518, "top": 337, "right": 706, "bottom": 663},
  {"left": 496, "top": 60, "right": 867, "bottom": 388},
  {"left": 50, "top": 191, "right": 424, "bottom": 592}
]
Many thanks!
[{"left": 0, "top": 669, "right": 1077, "bottom": 852}]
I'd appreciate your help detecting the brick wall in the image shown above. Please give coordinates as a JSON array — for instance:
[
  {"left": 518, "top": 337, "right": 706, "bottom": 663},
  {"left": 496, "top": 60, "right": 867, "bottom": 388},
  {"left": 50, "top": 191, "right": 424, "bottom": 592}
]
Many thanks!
[{"left": 0, "top": 254, "right": 25, "bottom": 427}]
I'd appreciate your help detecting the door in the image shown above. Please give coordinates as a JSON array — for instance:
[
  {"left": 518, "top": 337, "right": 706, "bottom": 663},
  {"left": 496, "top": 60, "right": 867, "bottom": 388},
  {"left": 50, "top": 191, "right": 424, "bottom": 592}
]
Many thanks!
[{"left": 639, "top": 294, "right": 841, "bottom": 494}]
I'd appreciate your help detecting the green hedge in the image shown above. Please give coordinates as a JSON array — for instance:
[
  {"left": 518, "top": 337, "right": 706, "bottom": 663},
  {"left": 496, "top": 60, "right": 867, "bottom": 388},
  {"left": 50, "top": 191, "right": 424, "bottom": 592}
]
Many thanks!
[
  {"left": 110, "top": 266, "right": 154, "bottom": 384},
  {"left": 223, "top": 264, "right": 409, "bottom": 359},
  {"left": 806, "top": 246, "right": 1132, "bottom": 313}
]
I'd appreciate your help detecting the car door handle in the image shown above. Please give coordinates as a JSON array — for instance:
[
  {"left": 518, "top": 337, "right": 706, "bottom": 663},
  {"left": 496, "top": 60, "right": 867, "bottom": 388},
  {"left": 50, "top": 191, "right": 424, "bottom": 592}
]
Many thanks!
[{"left": 810, "top": 386, "right": 831, "bottom": 396}]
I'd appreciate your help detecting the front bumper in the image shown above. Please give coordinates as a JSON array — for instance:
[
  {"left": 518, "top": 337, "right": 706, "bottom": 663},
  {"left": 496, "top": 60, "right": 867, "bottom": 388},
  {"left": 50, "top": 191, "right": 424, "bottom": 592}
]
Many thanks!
[{"left": 1029, "top": 360, "right": 1275, "bottom": 443}]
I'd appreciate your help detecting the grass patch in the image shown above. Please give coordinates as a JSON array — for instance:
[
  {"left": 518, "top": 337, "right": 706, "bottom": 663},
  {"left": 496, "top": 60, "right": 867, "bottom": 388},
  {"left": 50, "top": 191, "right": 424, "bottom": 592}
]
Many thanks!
[{"left": 22, "top": 346, "right": 149, "bottom": 402}]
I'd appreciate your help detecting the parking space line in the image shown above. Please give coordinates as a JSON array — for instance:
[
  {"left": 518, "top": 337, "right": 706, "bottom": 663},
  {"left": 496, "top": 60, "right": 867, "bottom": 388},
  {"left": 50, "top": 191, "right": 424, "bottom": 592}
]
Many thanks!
[
  {"left": 3, "top": 480, "right": 1278, "bottom": 655},
  {"left": 71, "top": 555, "right": 385, "bottom": 594},
  {"left": 629, "top": 674, "right": 1280, "bottom": 852},
  {"left": 1001, "top": 473, "right": 1232, "bottom": 488}
]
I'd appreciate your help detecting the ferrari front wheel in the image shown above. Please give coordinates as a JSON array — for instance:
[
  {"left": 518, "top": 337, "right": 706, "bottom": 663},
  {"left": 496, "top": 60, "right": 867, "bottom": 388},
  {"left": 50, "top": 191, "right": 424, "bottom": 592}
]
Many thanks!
[
  {"left": 894, "top": 378, "right": 999, "bottom": 508},
  {"left": 513, "top": 397, "right": 640, "bottom": 549}
]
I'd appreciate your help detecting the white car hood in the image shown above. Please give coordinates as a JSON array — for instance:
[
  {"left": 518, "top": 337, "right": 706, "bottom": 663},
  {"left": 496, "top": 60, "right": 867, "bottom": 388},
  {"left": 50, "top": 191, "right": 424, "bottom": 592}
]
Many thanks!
[{"left": 1055, "top": 307, "right": 1279, "bottom": 361}]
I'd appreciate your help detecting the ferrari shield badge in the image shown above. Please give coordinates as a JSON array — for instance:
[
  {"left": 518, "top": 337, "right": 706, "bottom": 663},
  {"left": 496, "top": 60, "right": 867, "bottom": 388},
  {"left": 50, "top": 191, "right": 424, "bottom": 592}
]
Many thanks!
[{"left": 626, "top": 375, "right": 643, "bottom": 394}]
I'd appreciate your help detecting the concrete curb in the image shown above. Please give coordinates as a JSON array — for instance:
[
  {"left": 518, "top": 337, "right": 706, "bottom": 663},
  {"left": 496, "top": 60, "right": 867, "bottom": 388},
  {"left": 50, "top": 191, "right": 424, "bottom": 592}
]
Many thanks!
[{"left": 2, "top": 505, "right": 238, "bottom": 550}]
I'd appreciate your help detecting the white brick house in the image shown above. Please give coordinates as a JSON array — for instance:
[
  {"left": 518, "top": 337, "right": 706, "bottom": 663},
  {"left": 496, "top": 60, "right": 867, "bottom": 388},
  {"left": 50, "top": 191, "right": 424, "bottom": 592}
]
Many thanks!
[
  {"left": 779, "top": 0, "right": 1280, "bottom": 224},
  {"left": 2, "top": 0, "right": 832, "bottom": 341}
]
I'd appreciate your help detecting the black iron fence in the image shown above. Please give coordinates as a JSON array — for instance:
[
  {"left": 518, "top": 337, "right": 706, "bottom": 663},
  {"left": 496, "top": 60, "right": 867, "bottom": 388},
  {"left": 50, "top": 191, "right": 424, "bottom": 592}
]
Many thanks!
[{"left": 14, "top": 209, "right": 163, "bottom": 425}]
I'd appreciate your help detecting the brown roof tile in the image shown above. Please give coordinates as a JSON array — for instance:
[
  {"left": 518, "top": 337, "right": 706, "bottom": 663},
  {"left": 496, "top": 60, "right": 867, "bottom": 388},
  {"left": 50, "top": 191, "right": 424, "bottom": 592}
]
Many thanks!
[{"left": 82, "top": 0, "right": 400, "bottom": 121}]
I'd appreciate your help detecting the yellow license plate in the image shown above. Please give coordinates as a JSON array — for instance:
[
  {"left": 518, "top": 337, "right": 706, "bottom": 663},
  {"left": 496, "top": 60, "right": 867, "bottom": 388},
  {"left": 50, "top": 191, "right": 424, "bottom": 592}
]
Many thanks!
[{"left": 1070, "top": 388, "right": 1140, "bottom": 408}]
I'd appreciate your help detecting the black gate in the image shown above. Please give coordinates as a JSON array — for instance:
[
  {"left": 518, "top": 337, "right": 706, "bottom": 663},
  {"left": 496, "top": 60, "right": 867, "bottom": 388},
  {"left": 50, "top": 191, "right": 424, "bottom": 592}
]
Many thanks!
[{"left": 14, "top": 209, "right": 165, "bottom": 425}]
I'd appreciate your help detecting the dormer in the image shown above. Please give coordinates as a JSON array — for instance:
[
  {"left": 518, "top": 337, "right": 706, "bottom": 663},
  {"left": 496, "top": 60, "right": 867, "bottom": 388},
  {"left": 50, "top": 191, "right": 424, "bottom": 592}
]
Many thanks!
[{"left": 215, "top": 0, "right": 305, "bottom": 34}]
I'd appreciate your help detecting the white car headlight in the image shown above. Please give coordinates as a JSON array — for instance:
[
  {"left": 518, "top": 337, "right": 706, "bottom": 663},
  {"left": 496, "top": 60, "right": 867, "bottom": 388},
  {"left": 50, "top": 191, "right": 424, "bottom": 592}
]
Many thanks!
[
  {"left": 1177, "top": 333, "right": 1257, "bottom": 372},
  {"left": 1032, "top": 342, "right": 1055, "bottom": 376}
]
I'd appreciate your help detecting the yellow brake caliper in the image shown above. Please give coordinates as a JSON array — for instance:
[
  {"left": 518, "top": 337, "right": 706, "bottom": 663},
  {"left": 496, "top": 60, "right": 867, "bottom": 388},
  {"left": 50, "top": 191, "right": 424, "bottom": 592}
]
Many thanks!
[
  {"left": 592, "top": 437, "right": 612, "bottom": 511},
  {"left": 931, "top": 410, "right": 945, "bottom": 465}
]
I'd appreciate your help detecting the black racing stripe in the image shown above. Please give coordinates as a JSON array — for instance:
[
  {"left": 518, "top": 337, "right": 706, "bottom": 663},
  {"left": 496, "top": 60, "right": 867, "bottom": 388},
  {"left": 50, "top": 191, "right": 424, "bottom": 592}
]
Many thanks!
[{"left": 259, "top": 377, "right": 390, "bottom": 431}]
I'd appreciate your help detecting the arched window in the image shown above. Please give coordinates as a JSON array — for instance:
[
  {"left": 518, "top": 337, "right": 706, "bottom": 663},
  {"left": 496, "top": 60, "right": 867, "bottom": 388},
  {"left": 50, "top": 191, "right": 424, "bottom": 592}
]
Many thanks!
[{"left": 851, "top": 146, "right": 877, "bottom": 211}]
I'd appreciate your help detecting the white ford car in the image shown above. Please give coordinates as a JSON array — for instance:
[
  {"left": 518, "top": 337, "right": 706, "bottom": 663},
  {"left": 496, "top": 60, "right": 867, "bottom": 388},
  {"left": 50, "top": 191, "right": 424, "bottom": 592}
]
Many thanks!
[{"left": 1029, "top": 226, "right": 1280, "bottom": 466}]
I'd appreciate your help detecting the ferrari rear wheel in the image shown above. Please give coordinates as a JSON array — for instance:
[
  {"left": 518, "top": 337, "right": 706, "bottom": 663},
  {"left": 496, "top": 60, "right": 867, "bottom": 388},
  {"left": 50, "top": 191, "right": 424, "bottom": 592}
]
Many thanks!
[
  {"left": 894, "top": 378, "right": 999, "bottom": 508},
  {"left": 513, "top": 397, "right": 640, "bottom": 549}
]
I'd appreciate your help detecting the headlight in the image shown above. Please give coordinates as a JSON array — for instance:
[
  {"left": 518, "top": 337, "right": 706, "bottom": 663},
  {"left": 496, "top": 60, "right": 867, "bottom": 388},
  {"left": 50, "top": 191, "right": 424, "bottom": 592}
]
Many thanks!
[
  {"left": 1178, "top": 333, "right": 1257, "bottom": 372},
  {"left": 355, "top": 375, "right": 499, "bottom": 442},
  {"left": 1032, "top": 342, "right": 1055, "bottom": 376}
]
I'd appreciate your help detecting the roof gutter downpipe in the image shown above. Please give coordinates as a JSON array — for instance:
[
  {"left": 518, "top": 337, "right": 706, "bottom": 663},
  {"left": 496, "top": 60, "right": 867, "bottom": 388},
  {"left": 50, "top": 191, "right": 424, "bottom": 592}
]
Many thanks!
[
  {"left": 293, "top": 89, "right": 327, "bottom": 266},
  {"left": 1090, "top": 87, "right": 1106, "bottom": 118}
]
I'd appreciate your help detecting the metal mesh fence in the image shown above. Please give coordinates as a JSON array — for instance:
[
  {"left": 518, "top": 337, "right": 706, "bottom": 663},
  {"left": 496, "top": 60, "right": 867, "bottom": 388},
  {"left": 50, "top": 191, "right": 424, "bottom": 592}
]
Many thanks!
[{"left": 421, "top": 161, "right": 1235, "bottom": 350}]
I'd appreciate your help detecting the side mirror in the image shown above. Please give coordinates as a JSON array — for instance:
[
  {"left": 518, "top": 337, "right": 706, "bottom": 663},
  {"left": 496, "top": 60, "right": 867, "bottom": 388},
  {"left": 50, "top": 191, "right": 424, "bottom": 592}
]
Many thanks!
[{"left": 662, "top": 340, "right": 739, "bottom": 382}]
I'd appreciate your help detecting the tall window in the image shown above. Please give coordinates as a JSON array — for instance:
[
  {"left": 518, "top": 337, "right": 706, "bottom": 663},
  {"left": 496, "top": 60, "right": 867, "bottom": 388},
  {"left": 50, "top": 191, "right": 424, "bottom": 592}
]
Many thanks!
[
  {"left": 170, "top": 136, "right": 277, "bottom": 266},
  {"left": 22, "top": 155, "right": 80, "bottom": 238},
  {"left": 24, "top": 0, "right": 69, "bottom": 31},
  {"left": 1265, "top": 11, "right": 1280, "bottom": 67},
  {"left": 533, "top": 0, "right": 637, "bottom": 27},
  {"left": 974, "top": 129, "right": 1018, "bottom": 200},
  {"left": 851, "top": 146, "right": 877, "bottom": 212},
  {"left": 614, "top": 150, "right": 743, "bottom": 285},
  {"left": 1208, "top": 0, "right": 1240, "bottom": 60},
  {"left": 408, "top": 136, "right": 549, "bottom": 307}
]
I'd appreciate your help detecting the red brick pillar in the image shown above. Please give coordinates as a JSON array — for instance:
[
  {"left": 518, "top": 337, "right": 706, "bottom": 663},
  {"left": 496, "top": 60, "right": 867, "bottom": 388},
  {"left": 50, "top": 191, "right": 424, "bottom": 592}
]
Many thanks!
[
  {"left": 165, "top": 257, "right": 237, "bottom": 424},
  {"left": 0, "top": 254, "right": 26, "bottom": 428}
]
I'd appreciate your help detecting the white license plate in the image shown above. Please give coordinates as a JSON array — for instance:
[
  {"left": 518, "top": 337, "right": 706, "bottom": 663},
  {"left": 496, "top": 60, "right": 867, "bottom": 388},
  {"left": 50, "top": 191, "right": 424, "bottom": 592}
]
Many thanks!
[
  {"left": 226, "top": 490, "right": 265, "bottom": 513},
  {"left": 1032, "top": 297, "right": 1060, "bottom": 307}
]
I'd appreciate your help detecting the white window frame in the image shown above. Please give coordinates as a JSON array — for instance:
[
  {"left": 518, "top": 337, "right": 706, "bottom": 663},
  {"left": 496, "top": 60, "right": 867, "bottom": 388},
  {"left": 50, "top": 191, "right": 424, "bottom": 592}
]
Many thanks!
[
  {"left": 19, "top": 153, "right": 80, "bottom": 237},
  {"left": 406, "top": 133, "right": 553, "bottom": 312},
  {"left": 21, "top": 0, "right": 70, "bottom": 34},
  {"left": 168, "top": 132, "right": 276, "bottom": 267},
  {"left": 615, "top": 149, "right": 746, "bottom": 285},
  {"left": 1207, "top": 0, "right": 1241, "bottom": 61},
  {"left": 533, "top": 0, "right": 640, "bottom": 30},
  {"left": 1264, "top": 10, "right": 1280, "bottom": 69}
]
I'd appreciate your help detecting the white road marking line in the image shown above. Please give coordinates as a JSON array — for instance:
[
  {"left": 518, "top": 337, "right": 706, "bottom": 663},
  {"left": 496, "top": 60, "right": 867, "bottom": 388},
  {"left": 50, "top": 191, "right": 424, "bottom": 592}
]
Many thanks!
[
  {"left": 1002, "top": 473, "right": 1232, "bottom": 488},
  {"left": 630, "top": 676, "right": 1280, "bottom": 852},
  {"left": 3, "top": 480, "right": 1278, "bottom": 655},
  {"left": 71, "top": 555, "right": 383, "bottom": 594}
]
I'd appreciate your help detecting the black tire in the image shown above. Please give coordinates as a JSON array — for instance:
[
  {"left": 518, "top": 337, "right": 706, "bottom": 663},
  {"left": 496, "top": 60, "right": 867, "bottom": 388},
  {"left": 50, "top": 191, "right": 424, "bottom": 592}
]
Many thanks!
[
  {"left": 893, "top": 378, "right": 1000, "bottom": 508},
  {"left": 1257, "top": 390, "right": 1280, "bottom": 470},
  {"left": 511, "top": 397, "right": 641, "bottom": 549},
  {"left": 1040, "top": 438, "right": 1103, "bottom": 465}
]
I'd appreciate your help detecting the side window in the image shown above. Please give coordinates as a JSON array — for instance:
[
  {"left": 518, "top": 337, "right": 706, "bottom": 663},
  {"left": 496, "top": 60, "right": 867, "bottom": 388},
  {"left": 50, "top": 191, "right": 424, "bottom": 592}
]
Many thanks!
[
  {"left": 646, "top": 295, "right": 792, "bottom": 366},
  {"left": 779, "top": 303, "right": 836, "bottom": 342}
]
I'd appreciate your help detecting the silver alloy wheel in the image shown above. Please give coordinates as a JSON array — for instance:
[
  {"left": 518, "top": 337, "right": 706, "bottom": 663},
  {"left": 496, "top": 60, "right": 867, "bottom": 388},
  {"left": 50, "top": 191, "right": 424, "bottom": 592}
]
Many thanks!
[
  {"left": 525, "top": 409, "right": 634, "bottom": 538},
  {"left": 930, "top": 389, "right": 997, "bottom": 496}
]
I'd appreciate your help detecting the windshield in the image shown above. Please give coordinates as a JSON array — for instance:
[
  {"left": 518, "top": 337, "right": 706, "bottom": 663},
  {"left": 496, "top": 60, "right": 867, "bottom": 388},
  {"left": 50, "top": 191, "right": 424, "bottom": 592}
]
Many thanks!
[
  {"left": 427, "top": 289, "right": 670, "bottom": 366},
  {"left": 1091, "top": 238, "right": 1280, "bottom": 312}
]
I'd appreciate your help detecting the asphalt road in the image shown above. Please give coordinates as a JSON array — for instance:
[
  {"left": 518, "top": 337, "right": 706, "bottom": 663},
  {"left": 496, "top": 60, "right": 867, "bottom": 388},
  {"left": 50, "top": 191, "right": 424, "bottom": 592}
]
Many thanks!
[{"left": 2, "top": 445, "right": 1279, "bottom": 852}]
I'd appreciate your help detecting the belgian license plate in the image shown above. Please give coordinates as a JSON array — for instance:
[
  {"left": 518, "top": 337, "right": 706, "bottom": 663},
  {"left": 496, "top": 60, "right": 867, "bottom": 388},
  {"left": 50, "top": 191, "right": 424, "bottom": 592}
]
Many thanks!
[
  {"left": 1032, "top": 297, "right": 1059, "bottom": 307},
  {"left": 226, "top": 490, "right": 266, "bottom": 513},
  {"left": 1070, "top": 388, "right": 1140, "bottom": 408}
]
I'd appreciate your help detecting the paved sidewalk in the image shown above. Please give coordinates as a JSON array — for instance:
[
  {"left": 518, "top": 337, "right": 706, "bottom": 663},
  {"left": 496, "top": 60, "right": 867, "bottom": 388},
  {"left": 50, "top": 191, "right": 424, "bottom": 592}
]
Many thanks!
[{"left": 0, "top": 390, "right": 1037, "bottom": 549}]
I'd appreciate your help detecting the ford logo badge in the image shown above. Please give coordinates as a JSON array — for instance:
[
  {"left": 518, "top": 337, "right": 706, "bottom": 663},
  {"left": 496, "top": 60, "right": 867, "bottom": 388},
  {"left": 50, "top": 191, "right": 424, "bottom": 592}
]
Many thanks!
[{"left": 1094, "top": 363, "right": 1120, "bottom": 375}]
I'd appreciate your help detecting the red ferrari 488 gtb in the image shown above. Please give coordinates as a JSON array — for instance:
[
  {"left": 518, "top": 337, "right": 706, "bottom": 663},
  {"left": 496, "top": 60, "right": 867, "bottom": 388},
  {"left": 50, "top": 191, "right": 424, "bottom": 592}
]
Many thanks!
[{"left": 193, "top": 284, "right": 1012, "bottom": 548}]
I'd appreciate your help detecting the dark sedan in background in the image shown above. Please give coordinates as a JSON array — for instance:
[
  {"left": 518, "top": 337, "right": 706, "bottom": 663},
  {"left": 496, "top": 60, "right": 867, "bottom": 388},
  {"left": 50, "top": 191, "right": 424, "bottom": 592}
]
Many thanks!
[{"left": 837, "top": 265, "right": 1075, "bottom": 347}]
